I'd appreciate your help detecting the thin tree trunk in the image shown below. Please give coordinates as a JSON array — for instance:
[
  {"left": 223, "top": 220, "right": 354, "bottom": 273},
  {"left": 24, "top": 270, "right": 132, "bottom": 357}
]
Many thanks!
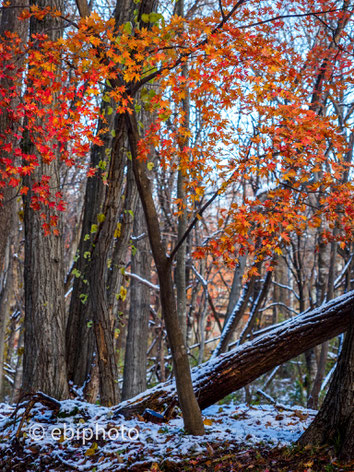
[
  {"left": 238, "top": 270, "right": 272, "bottom": 344},
  {"left": 174, "top": 0, "right": 189, "bottom": 342},
  {"left": 0, "top": 243, "right": 13, "bottom": 399},
  {"left": 224, "top": 253, "right": 247, "bottom": 323},
  {"left": 212, "top": 270, "right": 258, "bottom": 358},
  {"left": 125, "top": 109, "right": 205, "bottom": 435},
  {"left": 308, "top": 236, "right": 337, "bottom": 408}
]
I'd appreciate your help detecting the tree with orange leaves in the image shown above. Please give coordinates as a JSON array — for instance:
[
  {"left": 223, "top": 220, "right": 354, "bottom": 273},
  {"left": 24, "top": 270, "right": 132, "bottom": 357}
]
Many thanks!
[{"left": 0, "top": 0, "right": 353, "bottom": 442}]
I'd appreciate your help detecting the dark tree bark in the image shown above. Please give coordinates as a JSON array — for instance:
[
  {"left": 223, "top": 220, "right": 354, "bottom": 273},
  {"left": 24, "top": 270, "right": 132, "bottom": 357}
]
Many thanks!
[
  {"left": 65, "top": 113, "right": 108, "bottom": 398},
  {"left": 122, "top": 200, "right": 151, "bottom": 400},
  {"left": 0, "top": 0, "right": 28, "bottom": 398},
  {"left": 299, "top": 318, "right": 354, "bottom": 462},
  {"left": 22, "top": 0, "right": 68, "bottom": 400},
  {"left": 113, "top": 291, "right": 354, "bottom": 418},
  {"left": 66, "top": 0, "right": 156, "bottom": 405}
]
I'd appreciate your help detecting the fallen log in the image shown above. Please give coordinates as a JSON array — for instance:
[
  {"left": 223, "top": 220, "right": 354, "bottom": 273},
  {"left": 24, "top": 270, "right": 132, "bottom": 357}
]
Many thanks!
[{"left": 114, "top": 291, "right": 354, "bottom": 419}]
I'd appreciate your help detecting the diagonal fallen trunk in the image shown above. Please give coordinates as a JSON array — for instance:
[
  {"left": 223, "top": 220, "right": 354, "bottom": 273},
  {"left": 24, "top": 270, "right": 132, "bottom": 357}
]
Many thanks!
[{"left": 114, "top": 291, "right": 354, "bottom": 419}]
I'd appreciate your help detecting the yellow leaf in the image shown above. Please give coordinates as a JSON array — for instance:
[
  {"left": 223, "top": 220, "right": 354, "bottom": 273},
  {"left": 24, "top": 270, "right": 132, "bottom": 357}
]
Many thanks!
[
  {"left": 203, "top": 418, "right": 213, "bottom": 426},
  {"left": 114, "top": 222, "right": 121, "bottom": 238},
  {"left": 119, "top": 286, "right": 127, "bottom": 301}
]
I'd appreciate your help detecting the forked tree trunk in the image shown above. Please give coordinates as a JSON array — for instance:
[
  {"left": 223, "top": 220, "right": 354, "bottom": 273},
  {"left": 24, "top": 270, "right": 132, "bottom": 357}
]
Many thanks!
[
  {"left": 299, "top": 318, "right": 354, "bottom": 462},
  {"left": 113, "top": 291, "right": 354, "bottom": 419}
]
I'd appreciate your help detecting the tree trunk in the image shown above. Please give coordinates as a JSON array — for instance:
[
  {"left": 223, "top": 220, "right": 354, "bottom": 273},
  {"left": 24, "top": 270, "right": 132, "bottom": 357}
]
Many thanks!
[
  {"left": 65, "top": 116, "right": 107, "bottom": 397},
  {"left": 125, "top": 109, "right": 205, "bottom": 435},
  {"left": 308, "top": 236, "right": 337, "bottom": 409},
  {"left": 66, "top": 0, "right": 157, "bottom": 406},
  {"left": 299, "top": 318, "right": 354, "bottom": 462},
  {"left": 212, "top": 271, "right": 257, "bottom": 358},
  {"left": 0, "top": 243, "right": 13, "bottom": 399},
  {"left": 238, "top": 269, "right": 272, "bottom": 344},
  {"left": 21, "top": 0, "right": 68, "bottom": 400},
  {"left": 66, "top": 109, "right": 112, "bottom": 392},
  {"left": 122, "top": 200, "right": 151, "bottom": 400},
  {"left": 0, "top": 0, "right": 27, "bottom": 399},
  {"left": 113, "top": 291, "right": 354, "bottom": 418},
  {"left": 224, "top": 253, "right": 247, "bottom": 323}
]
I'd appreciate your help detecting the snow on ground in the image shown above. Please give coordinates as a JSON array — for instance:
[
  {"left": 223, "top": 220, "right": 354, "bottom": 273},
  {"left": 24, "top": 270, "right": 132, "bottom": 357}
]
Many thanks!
[{"left": 0, "top": 398, "right": 316, "bottom": 471}]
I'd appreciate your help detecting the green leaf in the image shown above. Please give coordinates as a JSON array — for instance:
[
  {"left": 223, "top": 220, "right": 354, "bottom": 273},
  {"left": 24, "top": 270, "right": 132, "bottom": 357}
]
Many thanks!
[
  {"left": 127, "top": 151, "right": 132, "bottom": 161},
  {"left": 111, "top": 129, "right": 116, "bottom": 137},
  {"left": 87, "top": 320, "right": 93, "bottom": 328},
  {"left": 149, "top": 12, "right": 163, "bottom": 24},
  {"left": 90, "top": 224, "right": 98, "bottom": 233},
  {"left": 141, "top": 13, "right": 150, "bottom": 23},
  {"left": 98, "top": 160, "right": 107, "bottom": 170},
  {"left": 80, "top": 293, "right": 88, "bottom": 304},
  {"left": 84, "top": 234, "right": 90, "bottom": 241},
  {"left": 147, "top": 162, "right": 154, "bottom": 171},
  {"left": 107, "top": 106, "right": 113, "bottom": 115},
  {"left": 123, "top": 21, "right": 132, "bottom": 34},
  {"left": 131, "top": 244, "right": 137, "bottom": 256}
]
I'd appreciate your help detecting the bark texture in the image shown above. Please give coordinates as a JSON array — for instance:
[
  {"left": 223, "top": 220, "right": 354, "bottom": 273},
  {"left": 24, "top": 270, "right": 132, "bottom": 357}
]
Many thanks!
[
  {"left": 113, "top": 291, "right": 354, "bottom": 418},
  {"left": 0, "top": 0, "right": 28, "bottom": 398},
  {"left": 122, "top": 200, "right": 151, "bottom": 400},
  {"left": 21, "top": 0, "right": 69, "bottom": 400},
  {"left": 65, "top": 116, "right": 107, "bottom": 395},
  {"left": 299, "top": 318, "right": 354, "bottom": 461}
]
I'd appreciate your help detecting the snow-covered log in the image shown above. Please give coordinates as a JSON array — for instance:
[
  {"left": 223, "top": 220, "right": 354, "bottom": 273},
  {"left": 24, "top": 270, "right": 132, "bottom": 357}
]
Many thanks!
[{"left": 114, "top": 291, "right": 354, "bottom": 419}]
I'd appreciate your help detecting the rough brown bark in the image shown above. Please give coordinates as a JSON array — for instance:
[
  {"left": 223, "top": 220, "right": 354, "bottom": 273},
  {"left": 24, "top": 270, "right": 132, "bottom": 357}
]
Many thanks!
[
  {"left": 0, "top": 0, "right": 28, "bottom": 398},
  {"left": 122, "top": 200, "right": 151, "bottom": 400},
  {"left": 65, "top": 113, "right": 108, "bottom": 396},
  {"left": 21, "top": 0, "right": 69, "bottom": 400},
  {"left": 113, "top": 291, "right": 354, "bottom": 418},
  {"left": 299, "top": 318, "right": 354, "bottom": 462},
  {"left": 66, "top": 0, "right": 155, "bottom": 404}
]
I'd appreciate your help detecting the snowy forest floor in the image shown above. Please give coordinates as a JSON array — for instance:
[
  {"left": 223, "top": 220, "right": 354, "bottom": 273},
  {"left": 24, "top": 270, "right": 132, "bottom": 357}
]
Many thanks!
[{"left": 0, "top": 398, "right": 352, "bottom": 471}]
